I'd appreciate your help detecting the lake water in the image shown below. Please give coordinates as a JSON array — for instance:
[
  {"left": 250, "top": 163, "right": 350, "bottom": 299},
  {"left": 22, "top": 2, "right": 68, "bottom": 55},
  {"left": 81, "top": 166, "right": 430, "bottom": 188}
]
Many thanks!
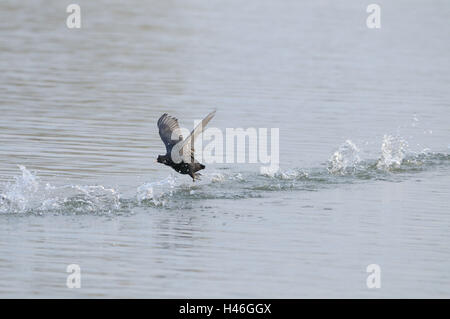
[{"left": 0, "top": 0, "right": 449, "bottom": 298}]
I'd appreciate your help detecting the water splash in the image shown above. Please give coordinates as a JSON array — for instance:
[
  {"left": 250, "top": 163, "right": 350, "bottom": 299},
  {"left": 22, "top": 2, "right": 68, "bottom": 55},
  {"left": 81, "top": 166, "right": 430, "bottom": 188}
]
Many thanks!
[
  {"left": 1, "top": 144, "right": 449, "bottom": 214},
  {"left": 260, "top": 166, "right": 280, "bottom": 177},
  {"left": 136, "top": 175, "right": 176, "bottom": 206},
  {"left": 0, "top": 166, "right": 40, "bottom": 213},
  {"left": 61, "top": 185, "right": 121, "bottom": 213},
  {"left": 210, "top": 173, "right": 225, "bottom": 183},
  {"left": 260, "top": 168, "right": 309, "bottom": 180},
  {"left": 328, "top": 140, "right": 361, "bottom": 175},
  {"left": 0, "top": 166, "right": 121, "bottom": 214},
  {"left": 377, "top": 135, "right": 408, "bottom": 170}
]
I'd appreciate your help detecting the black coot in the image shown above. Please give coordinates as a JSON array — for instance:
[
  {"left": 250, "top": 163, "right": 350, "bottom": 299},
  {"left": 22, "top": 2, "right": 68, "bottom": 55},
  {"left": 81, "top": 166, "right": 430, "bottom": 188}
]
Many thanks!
[{"left": 157, "top": 110, "right": 216, "bottom": 181}]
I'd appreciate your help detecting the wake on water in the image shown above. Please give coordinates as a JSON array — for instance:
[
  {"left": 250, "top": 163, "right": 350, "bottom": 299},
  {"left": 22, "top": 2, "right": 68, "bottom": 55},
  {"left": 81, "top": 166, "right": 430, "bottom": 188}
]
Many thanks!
[{"left": 1, "top": 135, "right": 449, "bottom": 214}]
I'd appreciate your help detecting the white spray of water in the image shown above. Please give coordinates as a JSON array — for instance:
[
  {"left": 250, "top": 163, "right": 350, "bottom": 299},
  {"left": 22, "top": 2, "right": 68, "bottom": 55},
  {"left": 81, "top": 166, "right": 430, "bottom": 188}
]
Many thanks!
[
  {"left": 328, "top": 140, "right": 361, "bottom": 175},
  {"left": 260, "top": 169, "right": 308, "bottom": 180},
  {"left": 0, "top": 166, "right": 40, "bottom": 213},
  {"left": 136, "top": 175, "right": 176, "bottom": 206},
  {"left": 210, "top": 173, "right": 225, "bottom": 183},
  {"left": 0, "top": 166, "right": 120, "bottom": 214},
  {"left": 377, "top": 135, "right": 408, "bottom": 170}
]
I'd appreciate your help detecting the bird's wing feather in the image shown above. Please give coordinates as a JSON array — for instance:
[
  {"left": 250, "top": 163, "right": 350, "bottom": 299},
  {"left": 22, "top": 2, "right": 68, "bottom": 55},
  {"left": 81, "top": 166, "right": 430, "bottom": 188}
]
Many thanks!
[
  {"left": 157, "top": 113, "right": 183, "bottom": 153},
  {"left": 179, "top": 110, "right": 216, "bottom": 159}
]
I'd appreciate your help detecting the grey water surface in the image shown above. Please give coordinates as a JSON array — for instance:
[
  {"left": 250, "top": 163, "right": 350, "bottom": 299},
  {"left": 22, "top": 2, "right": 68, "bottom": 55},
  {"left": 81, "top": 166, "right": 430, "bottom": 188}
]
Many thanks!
[{"left": 0, "top": 0, "right": 449, "bottom": 298}]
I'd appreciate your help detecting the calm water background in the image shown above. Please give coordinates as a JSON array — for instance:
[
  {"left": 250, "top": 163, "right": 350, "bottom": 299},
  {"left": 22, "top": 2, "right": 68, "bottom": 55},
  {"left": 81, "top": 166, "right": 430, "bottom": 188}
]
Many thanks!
[{"left": 0, "top": 0, "right": 449, "bottom": 297}]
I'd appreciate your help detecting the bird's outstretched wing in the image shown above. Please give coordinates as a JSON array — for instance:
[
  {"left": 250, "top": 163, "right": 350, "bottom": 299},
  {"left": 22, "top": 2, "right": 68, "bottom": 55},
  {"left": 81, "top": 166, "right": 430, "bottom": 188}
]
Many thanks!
[
  {"left": 157, "top": 113, "right": 183, "bottom": 153},
  {"left": 178, "top": 110, "right": 216, "bottom": 160}
]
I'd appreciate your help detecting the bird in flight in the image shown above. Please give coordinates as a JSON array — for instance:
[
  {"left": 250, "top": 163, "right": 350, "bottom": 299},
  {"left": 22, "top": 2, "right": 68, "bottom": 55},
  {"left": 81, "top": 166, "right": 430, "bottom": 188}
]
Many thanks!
[{"left": 156, "top": 110, "right": 216, "bottom": 181}]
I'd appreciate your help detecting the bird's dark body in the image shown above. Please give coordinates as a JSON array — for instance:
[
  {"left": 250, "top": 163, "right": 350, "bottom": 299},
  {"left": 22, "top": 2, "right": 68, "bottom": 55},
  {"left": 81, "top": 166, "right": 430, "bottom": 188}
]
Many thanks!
[{"left": 157, "top": 155, "right": 205, "bottom": 180}]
